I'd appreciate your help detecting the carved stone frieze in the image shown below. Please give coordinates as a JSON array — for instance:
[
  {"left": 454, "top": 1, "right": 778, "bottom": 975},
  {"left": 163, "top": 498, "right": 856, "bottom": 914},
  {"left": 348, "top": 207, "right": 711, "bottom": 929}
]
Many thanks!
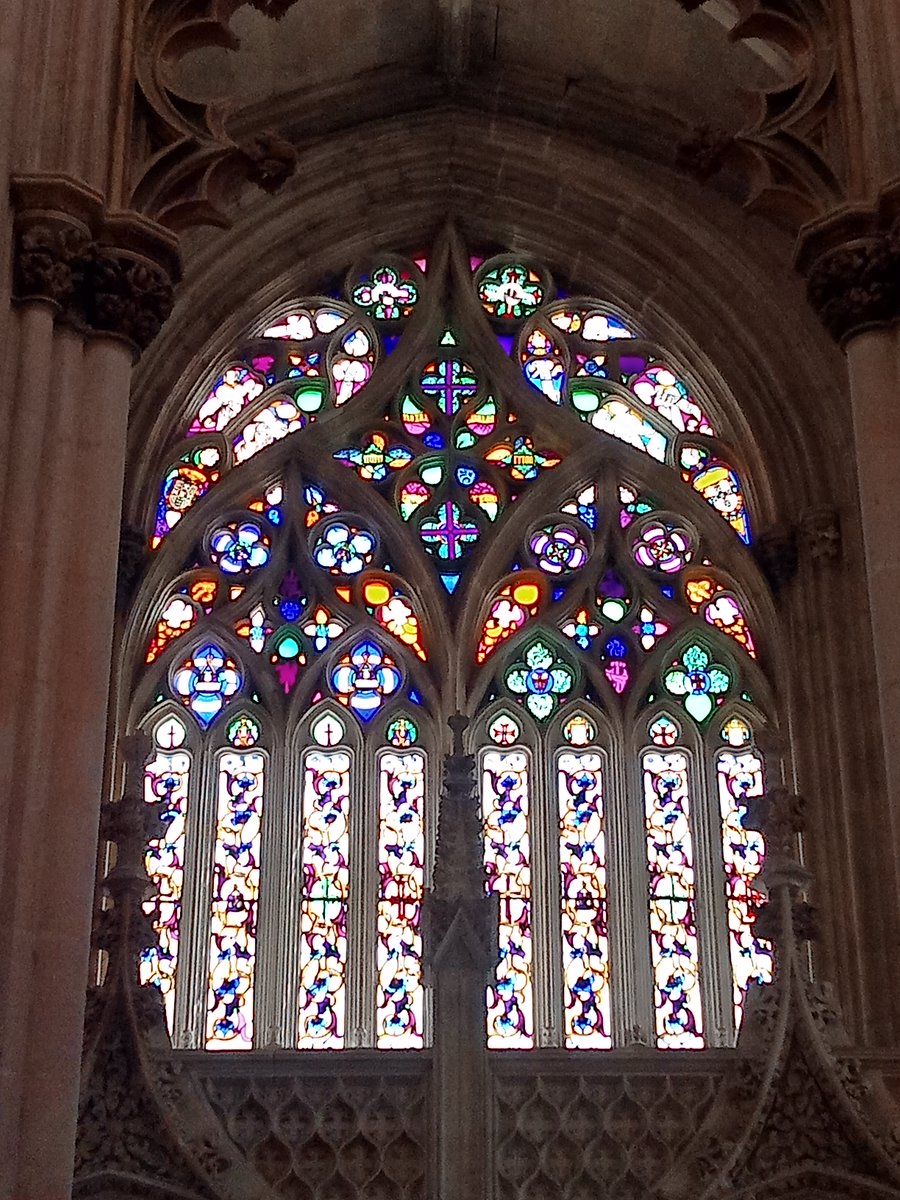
[{"left": 10, "top": 176, "right": 180, "bottom": 354}]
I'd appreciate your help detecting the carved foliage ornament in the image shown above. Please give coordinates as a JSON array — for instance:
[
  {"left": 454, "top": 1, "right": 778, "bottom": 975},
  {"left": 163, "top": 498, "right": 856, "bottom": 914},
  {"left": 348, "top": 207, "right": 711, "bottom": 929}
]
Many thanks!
[
  {"left": 805, "top": 227, "right": 900, "bottom": 344},
  {"left": 11, "top": 178, "right": 180, "bottom": 354},
  {"left": 14, "top": 226, "right": 175, "bottom": 352}
]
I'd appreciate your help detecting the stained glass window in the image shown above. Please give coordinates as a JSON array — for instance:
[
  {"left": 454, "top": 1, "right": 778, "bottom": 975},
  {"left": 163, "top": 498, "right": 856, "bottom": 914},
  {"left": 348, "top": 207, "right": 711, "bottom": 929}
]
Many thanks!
[
  {"left": 643, "top": 748, "right": 704, "bottom": 1049},
  {"left": 483, "top": 748, "right": 534, "bottom": 1048},
  {"left": 206, "top": 748, "right": 265, "bottom": 1049},
  {"left": 717, "top": 733, "right": 774, "bottom": 1026},
  {"left": 131, "top": 240, "right": 776, "bottom": 1056},
  {"left": 558, "top": 749, "right": 611, "bottom": 1048},
  {"left": 299, "top": 749, "right": 351, "bottom": 1047},
  {"left": 141, "top": 715, "right": 191, "bottom": 1030},
  {"left": 376, "top": 750, "right": 426, "bottom": 1047}
]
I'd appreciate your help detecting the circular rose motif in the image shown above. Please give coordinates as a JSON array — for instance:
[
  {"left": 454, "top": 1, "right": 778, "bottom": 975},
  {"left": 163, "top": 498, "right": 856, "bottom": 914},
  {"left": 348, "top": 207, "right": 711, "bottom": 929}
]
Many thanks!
[
  {"left": 209, "top": 522, "right": 270, "bottom": 575},
  {"left": 529, "top": 524, "right": 589, "bottom": 575},
  {"left": 633, "top": 521, "right": 693, "bottom": 574},
  {"left": 313, "top": 521, "right": 377, "bottom": 575},
  {"left": 478, "top": 263, "right": 545, "bottom": 320}
]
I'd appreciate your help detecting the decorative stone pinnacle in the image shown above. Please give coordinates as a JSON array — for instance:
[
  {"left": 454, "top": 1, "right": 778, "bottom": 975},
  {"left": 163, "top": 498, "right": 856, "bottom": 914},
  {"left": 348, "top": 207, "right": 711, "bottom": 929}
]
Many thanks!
[
  {"left": 422, "top": 715, "right": 498, "bottom": 977},
  {"left": 100, "top": 733, "right": 157, "bottom": 902},
  {"left": 745, "top": 785, "right": 804, "bottom": 860},
  {"left": 449, "top": 712, "right": 469, "bottom": 757}
]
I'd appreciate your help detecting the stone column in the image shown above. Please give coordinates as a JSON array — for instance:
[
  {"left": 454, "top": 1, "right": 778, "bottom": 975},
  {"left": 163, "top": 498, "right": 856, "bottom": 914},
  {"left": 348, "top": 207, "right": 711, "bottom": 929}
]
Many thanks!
[
  {"left": 423, "top": 717, "right": 498, "bottom": 1200},
  {"left": 0, "top": 179, "right": 178, "bottom": 1200},
  {"left": 796, "top": 192, "right": 900, "bottom": 1038}
]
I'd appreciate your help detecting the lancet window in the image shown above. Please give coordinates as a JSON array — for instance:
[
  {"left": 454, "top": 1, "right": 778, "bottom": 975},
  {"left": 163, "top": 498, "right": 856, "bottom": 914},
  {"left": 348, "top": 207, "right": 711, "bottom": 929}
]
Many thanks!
[{"left": 127, "top": 239, "right": 773, "bottom": 1051}]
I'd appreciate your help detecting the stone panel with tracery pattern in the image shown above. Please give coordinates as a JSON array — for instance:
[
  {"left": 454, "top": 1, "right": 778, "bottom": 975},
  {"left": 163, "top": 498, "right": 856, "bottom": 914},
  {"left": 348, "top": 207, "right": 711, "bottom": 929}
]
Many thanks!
[
  {"left": 201, "top": 1069, "right": 429, "bottom": 1200},
  {"left": 494, "top": 1069, "right": 720, "bottom": 1200}
]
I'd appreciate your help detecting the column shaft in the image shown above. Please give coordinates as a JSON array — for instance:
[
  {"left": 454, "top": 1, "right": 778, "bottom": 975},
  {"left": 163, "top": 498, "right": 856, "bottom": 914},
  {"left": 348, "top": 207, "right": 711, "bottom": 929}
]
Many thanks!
[
  {"left": 846, "top": 326, "right": 900, "bottom": 932},
  {"left": 0, "top": 321, "right": 133, "bottom": 1200}
]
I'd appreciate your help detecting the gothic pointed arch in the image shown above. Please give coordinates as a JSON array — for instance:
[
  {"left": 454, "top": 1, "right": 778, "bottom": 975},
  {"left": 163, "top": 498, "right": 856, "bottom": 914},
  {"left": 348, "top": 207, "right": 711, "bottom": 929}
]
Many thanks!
[{"left": 117, "top": 226, "right": 786, "bottom": 1060}]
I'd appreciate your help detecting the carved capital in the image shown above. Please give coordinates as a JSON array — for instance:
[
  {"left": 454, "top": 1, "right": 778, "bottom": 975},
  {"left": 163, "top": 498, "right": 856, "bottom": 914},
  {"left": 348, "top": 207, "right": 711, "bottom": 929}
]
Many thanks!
[
  {"left": 806, "top": 234, "right": 900, "bottom": 343},
  {"left": 13, "top": 223, "right": 92, "bottom": 313},
  {"left": 84, "top": 250, "right": 175, "bottom": 350},
  {"left": 11, "top": 175, "right": 180, "bottom": 355},
  {"left": 797, "top": 183, "right": 900, "bottom": 343}
]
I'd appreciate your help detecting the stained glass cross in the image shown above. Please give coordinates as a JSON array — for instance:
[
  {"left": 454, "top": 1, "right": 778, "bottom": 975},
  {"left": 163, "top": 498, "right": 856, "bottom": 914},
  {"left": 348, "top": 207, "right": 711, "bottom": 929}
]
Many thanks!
[
  {"left": 419, "top": 501, "right": 479, "bottom": 560},
  {"left": 420, "top": 360, "right": 478, "bottom": 415}
]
